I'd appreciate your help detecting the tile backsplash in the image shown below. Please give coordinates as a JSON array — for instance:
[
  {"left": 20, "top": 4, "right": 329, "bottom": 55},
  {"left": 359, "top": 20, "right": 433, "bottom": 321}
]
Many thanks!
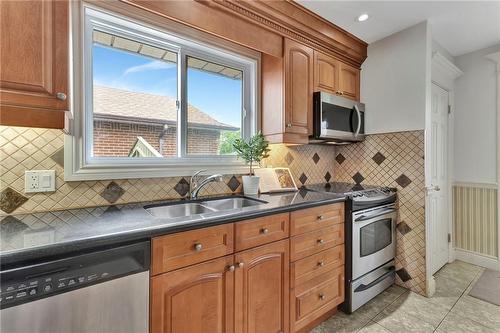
[
  {"left": 0, "top": 126, "right": 336, "bottom": 215},
  {"left": 333, "top": 130, "right": 426, "bottom": 296}
]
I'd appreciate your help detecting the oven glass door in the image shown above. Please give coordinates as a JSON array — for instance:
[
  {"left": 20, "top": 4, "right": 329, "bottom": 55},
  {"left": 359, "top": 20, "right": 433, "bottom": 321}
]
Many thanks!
[{"left": 352, "top": 206, "right": 396, "bottom": 280}]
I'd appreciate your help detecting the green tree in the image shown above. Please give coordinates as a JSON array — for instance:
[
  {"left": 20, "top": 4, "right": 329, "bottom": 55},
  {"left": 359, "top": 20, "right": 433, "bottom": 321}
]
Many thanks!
[{"left": 218, "top": 130, "right": 241, "bottom": 155}]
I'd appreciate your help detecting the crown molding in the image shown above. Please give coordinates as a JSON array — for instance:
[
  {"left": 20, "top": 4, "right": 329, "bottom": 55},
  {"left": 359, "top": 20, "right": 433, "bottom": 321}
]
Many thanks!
[
  {"left": 486, "top": 51, "right": 500, "bottom": 71},
  {"left": 432, "top": 51, "right": 463, "bottom": 80}
]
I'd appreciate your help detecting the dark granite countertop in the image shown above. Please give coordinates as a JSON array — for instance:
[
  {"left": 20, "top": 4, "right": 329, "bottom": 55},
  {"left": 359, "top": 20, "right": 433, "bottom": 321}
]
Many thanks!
[{"left": 0, "top": 189, "right": 346, "bottom": 267}]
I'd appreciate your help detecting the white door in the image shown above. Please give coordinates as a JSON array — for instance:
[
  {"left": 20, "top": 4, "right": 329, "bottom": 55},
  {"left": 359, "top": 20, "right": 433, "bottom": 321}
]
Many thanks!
[{"left": 428, "top": 84, "right": 450, "bottom": 275}]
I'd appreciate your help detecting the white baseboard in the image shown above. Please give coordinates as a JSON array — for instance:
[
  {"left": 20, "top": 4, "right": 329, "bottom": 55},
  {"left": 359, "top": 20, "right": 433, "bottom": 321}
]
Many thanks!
[{"left": 454, "top": 248, "right": 500, "bottom": 270}]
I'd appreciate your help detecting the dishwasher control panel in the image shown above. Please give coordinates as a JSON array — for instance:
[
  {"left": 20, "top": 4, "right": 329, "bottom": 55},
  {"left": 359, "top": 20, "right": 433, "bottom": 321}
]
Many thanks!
[{"left": 0, "top": 241, "right": 150, "bottom": 309}]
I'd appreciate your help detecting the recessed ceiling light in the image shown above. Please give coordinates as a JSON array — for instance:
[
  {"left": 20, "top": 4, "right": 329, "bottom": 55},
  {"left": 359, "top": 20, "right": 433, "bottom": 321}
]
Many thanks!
[{"left": 357, "top": 13, "right": 369, "bottom": 22}]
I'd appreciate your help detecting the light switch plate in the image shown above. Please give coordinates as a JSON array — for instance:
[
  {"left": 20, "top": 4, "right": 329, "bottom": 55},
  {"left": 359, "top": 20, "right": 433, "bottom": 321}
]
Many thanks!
[{"left": 25, "top": 170, "right": 56, "bottom": 193}]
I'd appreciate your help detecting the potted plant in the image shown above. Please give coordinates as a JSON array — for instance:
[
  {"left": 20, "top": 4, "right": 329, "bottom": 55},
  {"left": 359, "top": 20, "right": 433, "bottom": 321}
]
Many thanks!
[{"left": 233, "top": 132, "right": 270, "bottom": 195}]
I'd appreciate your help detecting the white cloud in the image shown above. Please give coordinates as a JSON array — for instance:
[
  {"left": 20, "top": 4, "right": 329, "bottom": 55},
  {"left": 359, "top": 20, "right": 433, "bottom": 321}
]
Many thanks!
[{"left": 123, "top": 60, "right": 174, "bottom": 75}]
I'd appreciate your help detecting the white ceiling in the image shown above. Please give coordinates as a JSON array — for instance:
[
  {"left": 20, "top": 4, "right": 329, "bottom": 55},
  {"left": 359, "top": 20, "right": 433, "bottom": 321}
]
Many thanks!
[{"left": 297, "top": 1, "right": 500, "bottom": 56}]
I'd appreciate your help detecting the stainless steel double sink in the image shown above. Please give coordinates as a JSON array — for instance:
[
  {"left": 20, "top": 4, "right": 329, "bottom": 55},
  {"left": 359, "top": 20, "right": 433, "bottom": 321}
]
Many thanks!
[{"left": 144, "top": 196, "right": 267, "bottom": 219}]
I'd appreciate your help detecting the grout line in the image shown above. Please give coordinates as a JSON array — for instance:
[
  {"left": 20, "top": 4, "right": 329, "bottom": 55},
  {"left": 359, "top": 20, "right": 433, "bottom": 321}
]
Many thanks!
[{"left": 432, "top": 268, "right": 483, "bottom": 332}]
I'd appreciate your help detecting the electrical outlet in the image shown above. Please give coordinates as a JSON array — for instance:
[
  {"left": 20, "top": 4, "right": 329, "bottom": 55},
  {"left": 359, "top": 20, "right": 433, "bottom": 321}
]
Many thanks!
[{"left": 25, "top": 170, "right": 56, "bottom": 193}]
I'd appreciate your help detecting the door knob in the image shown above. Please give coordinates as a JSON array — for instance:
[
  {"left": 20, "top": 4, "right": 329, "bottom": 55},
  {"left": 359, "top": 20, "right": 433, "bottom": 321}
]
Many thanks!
[
  {"left": 260, "top": 228, "right": 269, "bottom": 234},
  {"left": 56, "top": 92, "right": 67, "bottom": 101},
  {"left": 194, "top": 243, "right": 203, "bottom": 251},
  {"left": 317, "top": 261, "right": 325, "bottom": 267},
  {"left": 434, "top": 185, "right": 441, "bottom": 191},
  {"left": 317, "top": 239, "right": 325, "bottom": 244},
  {"left": 228, "top": 265, "right": 235, "bottom": 272},
  {"left": 286, "top": 123, "right": 292, "bottom": 128}
]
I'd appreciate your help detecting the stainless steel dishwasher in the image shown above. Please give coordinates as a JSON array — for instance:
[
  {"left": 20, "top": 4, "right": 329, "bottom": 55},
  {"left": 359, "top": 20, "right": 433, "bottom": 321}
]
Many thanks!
[{"left": 0, "top": 241, "right": 150, "bottom": 333}]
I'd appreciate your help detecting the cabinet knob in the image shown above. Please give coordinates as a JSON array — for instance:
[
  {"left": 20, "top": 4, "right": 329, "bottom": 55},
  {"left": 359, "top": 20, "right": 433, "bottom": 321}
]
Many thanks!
[
  {"left": 237, "top": 262, "right": 244, "bottom": 268},
  {"left": 286, "top": 123, "right": 292, "bottom": 128},
  {"left": 317, "top": 239, "right": 325, "bottom": 244},
  {"left": 317, "top": 215, "right": 324, "bottom": 221},
  {"left": 260, "top": 228, "right": 269, "bottom": 234},
  {"left": 317, "top": 261, "right": 325, "bottom": 267},
  {"left": 194, "top": 243, "right": 203, "bottom": 251},
  {"left": 319, "top": 293, "right": 326, "bottom": 301},
  {"left": 228, "top": 265, "right": 235, "bottom": 272},
  {"left": 56, "top": 92, "right": 67, "bottom": 101}
]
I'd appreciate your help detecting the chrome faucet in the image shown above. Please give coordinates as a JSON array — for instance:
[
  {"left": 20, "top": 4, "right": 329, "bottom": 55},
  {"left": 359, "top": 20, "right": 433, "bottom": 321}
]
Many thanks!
[{"left": 189, "top": 170, "right": 223, "bottom": 200}]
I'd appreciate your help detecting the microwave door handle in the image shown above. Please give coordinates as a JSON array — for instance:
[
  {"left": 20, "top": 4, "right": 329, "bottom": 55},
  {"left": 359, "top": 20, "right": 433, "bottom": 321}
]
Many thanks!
[{"left": 354, "top": 104, "right": 362, "bottom": 137}]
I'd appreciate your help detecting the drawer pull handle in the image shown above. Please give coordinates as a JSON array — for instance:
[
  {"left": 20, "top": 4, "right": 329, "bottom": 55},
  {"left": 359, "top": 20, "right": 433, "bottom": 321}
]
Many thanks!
[
  {"left": 237, "top": 262, "right": 244, "bottom": 268},
  {"left": 317, "top": 261, "right": 325, "bottom": 267},
  {"left": 317, "top": 215, "right": 324, "bottom": 220},
  {"left": 317, "top": 239, "right": 325, "bottom": 244},
  {"left": 194, "top": 243, "right": 203, "bottom": 251},
  {"left": 319, "top": 293, "right": 326, "bottom": 300},
  {"left": 260, "top": 228, "right": 269, "bottom": 234},
  {"left": 228, "top": 265, "right": 235, "bottom": 272},
  {"left": 56, "top": 92, "right": 67, "bottom": 101}
]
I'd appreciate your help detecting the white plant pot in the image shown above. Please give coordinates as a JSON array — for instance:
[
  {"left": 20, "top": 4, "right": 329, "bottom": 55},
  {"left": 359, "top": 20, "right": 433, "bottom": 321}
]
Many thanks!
[{"left": 242, "top": 175, "right": 260, "bottom": 195}]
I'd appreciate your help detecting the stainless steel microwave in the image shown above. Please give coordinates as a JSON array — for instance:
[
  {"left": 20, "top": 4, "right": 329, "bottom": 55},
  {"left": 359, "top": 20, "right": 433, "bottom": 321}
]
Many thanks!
[{"left": 312, "top": 91, "right": 365, "bottom": 143}]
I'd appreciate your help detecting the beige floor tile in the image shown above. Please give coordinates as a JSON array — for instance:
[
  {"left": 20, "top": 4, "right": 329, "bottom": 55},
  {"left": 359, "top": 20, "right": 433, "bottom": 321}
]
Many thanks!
[
  {"left": 437, "top": 312, "right": 497, "bottom": 333},
  {"left": 383, "top": 290, "right": 449, "bottom": 327},
  {"left": 428, "top": 275, "right": 466, "bottom": 309},
  {"left": 310, "top": 311, "right": 370, "bottom": 333},
  {"left": 450, "top": 295, "right": 500, "bottom": 330},
  {"left": 354, "top": 285, "right": 406, "bottom": 320},
  {"left": 374, "top": 307, "right": 436, "bottom": 333},
  {"left": 358, "top": 321, "right": 392, "bottom": 333}
]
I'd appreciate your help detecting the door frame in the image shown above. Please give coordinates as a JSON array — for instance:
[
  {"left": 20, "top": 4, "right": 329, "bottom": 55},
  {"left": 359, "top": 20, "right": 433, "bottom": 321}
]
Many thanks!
[
  {"left": 485, "top": 51, "right": 500, "bottom": 271},
  {"left": 425, "top": 51, "right": 463, "bottom": 296}
]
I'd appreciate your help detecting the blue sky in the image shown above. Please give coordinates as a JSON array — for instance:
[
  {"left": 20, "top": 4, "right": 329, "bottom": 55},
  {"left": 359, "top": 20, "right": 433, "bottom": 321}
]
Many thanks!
[{"left": 92, "top": 44, "right": 243, "bottom": 128}]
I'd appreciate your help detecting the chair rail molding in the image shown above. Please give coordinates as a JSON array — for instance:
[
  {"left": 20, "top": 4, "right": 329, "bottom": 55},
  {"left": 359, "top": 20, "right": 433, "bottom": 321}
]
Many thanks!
[{"left": 485, "top": 51, "right": 500, "bottom": 269}]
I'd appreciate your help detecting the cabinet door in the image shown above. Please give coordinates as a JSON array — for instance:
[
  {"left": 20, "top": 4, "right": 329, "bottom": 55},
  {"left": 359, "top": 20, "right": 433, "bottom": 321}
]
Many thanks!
[
  {"left": 0, "top": 0, "right": 68, "bottom": 128},
  {"left": 313, "top": 51, "right": 339, "bottom": 95},
  {"left": 234, "top": 239, "right": 290, "bottom": 333},
  {"left": 151, "top": 255, "right": 235, "bottom": 333},
  {"left": 284, "top": 39, "right": 314, "bottom": 135},
  {"left": 338, "top": 62, "right": 360, "bottom": 101}
]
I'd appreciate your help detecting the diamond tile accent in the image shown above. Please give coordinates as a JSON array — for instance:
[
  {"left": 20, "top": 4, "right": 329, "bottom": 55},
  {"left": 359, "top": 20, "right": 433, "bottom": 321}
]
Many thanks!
[
  {"left": 396, "top": 268, "right": 412, "bottom": 282},
  {"left": 298, "top": 173, "right": 308, "bottom": 185},
  {"left": 100, "top": 182, "right": 125, "bottom": 204},
  {"left": 227, "top": 176, "right": 241, "bottom": 192},
  {"left": 174, "top": 178, "right": 190, "bottom": 197},
  {"left": 284, "top": 152, "right": 294, "bottom": 165},
  {"left": 0, "top": 187, "right": 28, "bottom": 214},
  {"left": 395, "top": 174, "right": 412, "bottom": 188},
  {"left": 352, "top": 172, "right": 365, "bottom": 184},
  {"left": 372, "top": 152, "right": 386, "bottom": 165},
  {"left": 324, "top": 172, "right": 332, "bottom": 182},
  {"left": 335, "top": 153, "right": 346, "bottom": 165},
  {"left": 312, "top": 153, "right": 320, "bottom": 164},
  {"left": 396, "top": 221, "right": 412, "bottom": 235},
  {"left": 50, "top": 148, "right": 65, "bottom": 167},
  {"left": 333, "top": 130, "right": 426, "bottom": 295}
]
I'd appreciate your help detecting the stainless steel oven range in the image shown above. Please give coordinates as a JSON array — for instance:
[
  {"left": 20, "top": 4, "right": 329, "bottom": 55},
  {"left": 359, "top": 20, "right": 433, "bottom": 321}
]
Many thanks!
[{"left": 305, "top": 183, "right": 397, "bottom": 313}]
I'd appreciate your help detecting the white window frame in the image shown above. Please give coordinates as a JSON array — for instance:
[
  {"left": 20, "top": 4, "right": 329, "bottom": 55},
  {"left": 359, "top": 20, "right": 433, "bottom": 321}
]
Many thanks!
[{"left": 65, "top": 3, "right": 258, "bottom": 181}]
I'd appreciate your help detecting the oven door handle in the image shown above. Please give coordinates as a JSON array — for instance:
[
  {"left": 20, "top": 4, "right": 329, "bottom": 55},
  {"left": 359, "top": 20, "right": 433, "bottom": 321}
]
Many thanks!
[
  {"left": 354, "top": 266, "right": 395, "bottom": 292},
  {"left": 355, "top": 208, "right": 396, "bottom": 222}
]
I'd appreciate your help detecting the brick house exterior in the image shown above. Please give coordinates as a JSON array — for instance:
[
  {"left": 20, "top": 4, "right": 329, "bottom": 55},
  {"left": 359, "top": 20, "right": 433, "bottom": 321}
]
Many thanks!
[{"left": 92, "top": 86, "right": 237, "bottom": 157}]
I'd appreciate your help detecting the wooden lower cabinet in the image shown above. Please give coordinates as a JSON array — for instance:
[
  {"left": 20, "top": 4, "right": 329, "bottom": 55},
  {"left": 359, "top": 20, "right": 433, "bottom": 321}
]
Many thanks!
[
  {"left": 150, "top": 255, "right": 235, "bottom": 333},
  {"left": 234, "top": 240, "right": 290, "bottom": 333}
]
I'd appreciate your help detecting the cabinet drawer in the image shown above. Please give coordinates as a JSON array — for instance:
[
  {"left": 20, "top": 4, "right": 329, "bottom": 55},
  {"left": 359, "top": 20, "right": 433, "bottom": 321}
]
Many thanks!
[
  {"left": 290, "top": 203, "right": 344, "bottom": 236},
  {"left": 291, "top": 245, "right": 344, "bottom": 288},
  {"left": 291, "top": 266, "right": 344, "bottom": 331},
  {"left": 235, "top": 213, "right": 289, "bottom": 251},
  {"left": 290, "top": 224, "right": 344, "bottom": 261},
  {"left": 152, "top": 224, "right": 234, "bottom": 275}
]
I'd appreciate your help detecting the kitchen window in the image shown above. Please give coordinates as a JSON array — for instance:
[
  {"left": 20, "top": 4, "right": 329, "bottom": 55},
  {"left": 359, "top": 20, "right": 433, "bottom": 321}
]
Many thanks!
[{"left": 66, "top": 4, "right": 258, "bottom": 180}]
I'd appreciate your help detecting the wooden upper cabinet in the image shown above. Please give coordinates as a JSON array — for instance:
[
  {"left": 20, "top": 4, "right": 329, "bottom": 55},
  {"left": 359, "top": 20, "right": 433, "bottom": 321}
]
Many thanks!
[
  {"left": 313, "top": 51, "right": 360, "bottom": 101},
  {"left": 234, "top": 240, "right": 290, "bottom": 333},
  {"left": 338, "top": 62, "right": 360, "bottom": 101},
  {"left": 151, "top": 255, "right": 235, "bottom": 333},
  {"left": 313, "top": 51, "right": 339, "bottom": 95},
  {"left": 284, "top": 39, "right": 314, "bottom": 136},
  {"left": 0, "top": 0, "right": 68, "bottom": 129}
]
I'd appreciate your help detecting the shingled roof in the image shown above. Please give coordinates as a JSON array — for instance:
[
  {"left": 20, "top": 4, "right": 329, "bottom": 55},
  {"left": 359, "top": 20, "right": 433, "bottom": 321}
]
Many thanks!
[{"left": 93, "top": 85, "right": 238, "bottom": 131}]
